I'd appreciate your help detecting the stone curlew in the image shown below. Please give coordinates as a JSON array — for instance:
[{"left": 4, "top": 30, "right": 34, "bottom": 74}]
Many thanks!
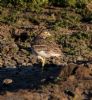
[{"left": 31, "top": 31, "right": 63, "bottom": 67}]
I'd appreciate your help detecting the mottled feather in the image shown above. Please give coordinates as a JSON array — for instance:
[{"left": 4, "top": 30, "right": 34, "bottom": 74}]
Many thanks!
[{"left": 31, "top": 31, "right": 62, "bottom": 66}]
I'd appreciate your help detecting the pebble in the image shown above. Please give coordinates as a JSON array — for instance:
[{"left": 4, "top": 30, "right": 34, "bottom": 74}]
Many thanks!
[{"left": 3, "top": 78, "right": 13, "bottom": 85}]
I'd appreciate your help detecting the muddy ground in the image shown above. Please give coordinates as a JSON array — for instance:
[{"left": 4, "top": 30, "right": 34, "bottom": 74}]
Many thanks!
[{"left": 0, "top": 5, "right": 92, "bottom": 100}]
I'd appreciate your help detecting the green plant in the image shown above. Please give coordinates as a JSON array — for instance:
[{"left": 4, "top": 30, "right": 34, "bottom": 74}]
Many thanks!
[
  {"left": 0, "top": 0, "right": 48, "bottom": 7},
  {"left": 58, "top": 32, "right": 92, "bottom": 56},
  {"left": 76, "top": 0, "right": 91, "bottom": 8},
  {"left": 52, "top": 11, "right": 81, "bottom": 30},
  {"left": 49, "top": 0, "right": 77, "bottom": 7},
  {"left": 0, "top": 0, "right": 91, "bottom": 9},
  {"left": 1, "top": 9, "right": 19, "bottom": 24},
  {"left": 32, "top": 0, "right": 48, "bottom": 6},
  {"left": 67, "top": 0, "right": 76, "bottom": 7},
  {"left": 82, "top": 8, "right": 92, "bottom": 22}
]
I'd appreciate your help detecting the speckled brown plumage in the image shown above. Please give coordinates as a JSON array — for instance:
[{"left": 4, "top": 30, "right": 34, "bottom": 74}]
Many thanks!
[{"left": 31, "top": 31, "right": 63, "bottom": 66}]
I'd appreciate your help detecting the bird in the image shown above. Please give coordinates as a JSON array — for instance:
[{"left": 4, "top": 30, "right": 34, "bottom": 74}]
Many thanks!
[{"left": 31, "top": 30, "right": 63, "bottom": 68}]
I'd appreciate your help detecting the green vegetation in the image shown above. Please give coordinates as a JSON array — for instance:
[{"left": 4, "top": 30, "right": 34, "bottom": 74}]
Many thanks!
[
  {"left": 52, "top": 11, "right": 81, "bottom": 30},
  {"left": 0, "top": 0, "right": 91, "bottom": 8},
  {"left": 0, "top": 0, "right": 91, "bottom": 25},
  {"left": 58, "top": 32, "right": 92, "bottom": 59}
]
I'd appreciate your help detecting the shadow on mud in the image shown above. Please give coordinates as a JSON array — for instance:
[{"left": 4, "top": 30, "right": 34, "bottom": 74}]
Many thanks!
[{"left": 0, "top": 64, "right": 64, "bottom": 94}]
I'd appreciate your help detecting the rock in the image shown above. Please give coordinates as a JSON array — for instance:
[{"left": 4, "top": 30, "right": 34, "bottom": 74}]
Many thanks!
[
  {"left": 86, "top": 2, "right": 92, "bottom": 12},
  {"left": 68, "top": 75, "right": 76, "bottom": 81},
  {"left": 3, "top": 79, "right": 13, "bottom": 85},
  {"left": 77, "top": 56, "right": 83, "bottom": 61}
]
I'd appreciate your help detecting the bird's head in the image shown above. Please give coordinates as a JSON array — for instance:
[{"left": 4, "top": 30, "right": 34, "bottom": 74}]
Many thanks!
[{"left": 39, "top": 31, "right": 51, "bottom": 39}]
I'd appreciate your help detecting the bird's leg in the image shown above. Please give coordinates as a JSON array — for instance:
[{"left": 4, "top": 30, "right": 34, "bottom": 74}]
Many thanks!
[
  {"left": 38, "top": 56, "right": 46, "bottom": 69},
  {"left": 42, "top": 57, "right": 46, "bottom": 67}
]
